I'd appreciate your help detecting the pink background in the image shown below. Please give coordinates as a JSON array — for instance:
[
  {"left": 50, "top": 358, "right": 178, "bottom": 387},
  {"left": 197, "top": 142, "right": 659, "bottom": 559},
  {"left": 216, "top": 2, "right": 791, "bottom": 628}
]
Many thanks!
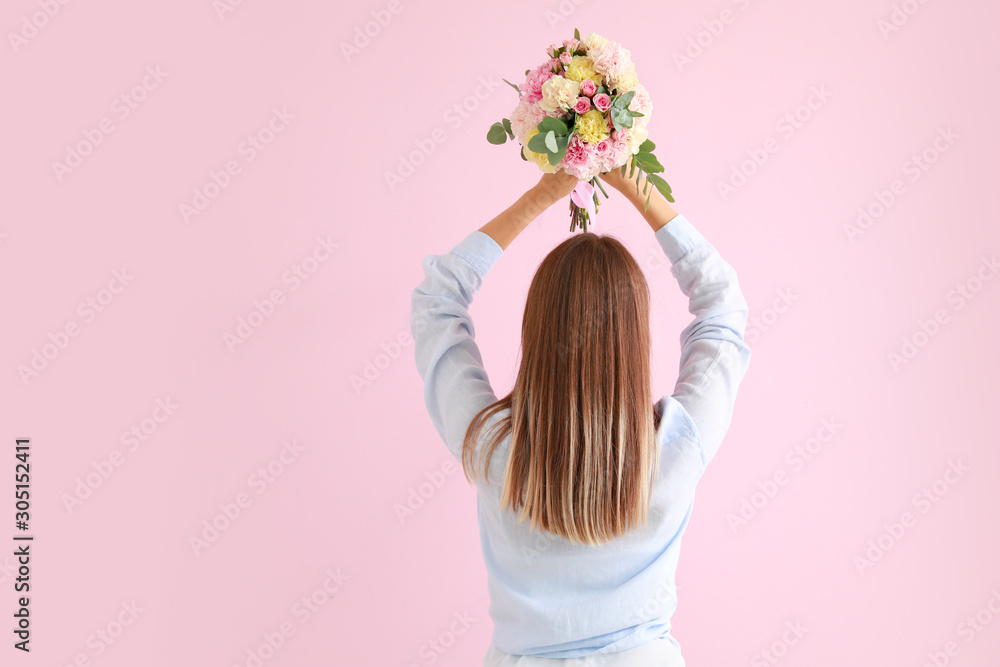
[{"left": 2, "top": 0, "right": 999, "bottom": 665}]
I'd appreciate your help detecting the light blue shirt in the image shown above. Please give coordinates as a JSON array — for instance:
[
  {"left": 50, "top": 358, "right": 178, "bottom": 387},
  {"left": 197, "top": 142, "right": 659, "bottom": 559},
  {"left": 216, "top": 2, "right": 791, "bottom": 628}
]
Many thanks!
[{"left": 410, "top": 214, "right": 752, "bottom": 659}]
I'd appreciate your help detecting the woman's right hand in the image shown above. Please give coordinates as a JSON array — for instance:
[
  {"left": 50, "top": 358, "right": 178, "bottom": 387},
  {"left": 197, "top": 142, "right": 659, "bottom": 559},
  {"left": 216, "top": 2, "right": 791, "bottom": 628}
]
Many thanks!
[{"left": 598, "top": 164, "right": 640, "bottom": 194}]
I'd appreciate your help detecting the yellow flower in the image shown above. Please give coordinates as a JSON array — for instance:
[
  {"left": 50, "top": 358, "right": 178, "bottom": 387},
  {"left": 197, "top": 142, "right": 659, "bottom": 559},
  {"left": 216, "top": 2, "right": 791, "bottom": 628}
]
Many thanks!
[
  {"left": 574, "top": 109, "right": 609, "bottom": 144},
  {"left": 523, "top": 127, "right": 559, "bottom": 173},
  {"left": 564, "top": 55, "right": 604, "bottom": 86}
]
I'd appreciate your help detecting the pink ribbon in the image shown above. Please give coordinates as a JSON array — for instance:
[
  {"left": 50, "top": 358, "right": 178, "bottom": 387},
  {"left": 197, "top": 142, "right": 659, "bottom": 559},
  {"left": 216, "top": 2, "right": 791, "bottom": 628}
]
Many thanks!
[{"left": 570, "top": 179, "right": 596, "bottom": 222}]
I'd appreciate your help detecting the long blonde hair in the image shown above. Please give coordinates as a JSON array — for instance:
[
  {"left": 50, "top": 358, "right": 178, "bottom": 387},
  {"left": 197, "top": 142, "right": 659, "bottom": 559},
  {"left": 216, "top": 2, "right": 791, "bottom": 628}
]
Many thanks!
[{"left": 461, "top": 231, "right": 660, "bottom": 545}]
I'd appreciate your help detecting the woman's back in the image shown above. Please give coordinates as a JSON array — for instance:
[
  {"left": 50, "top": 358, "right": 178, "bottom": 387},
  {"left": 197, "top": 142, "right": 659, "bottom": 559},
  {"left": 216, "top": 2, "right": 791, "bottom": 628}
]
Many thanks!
[
  {"left": 411, "top": 173, "right": 752, "bottom": 664},
  {"left": 473, "top": 394, "right": 705, "bottom": 659}
]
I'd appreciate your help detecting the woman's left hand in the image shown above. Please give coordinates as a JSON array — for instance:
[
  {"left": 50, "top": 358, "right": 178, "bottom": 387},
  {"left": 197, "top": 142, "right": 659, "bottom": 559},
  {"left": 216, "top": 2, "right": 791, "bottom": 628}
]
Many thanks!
[{"left": 534, "top": 169, "right": 581, "bottom": 202}]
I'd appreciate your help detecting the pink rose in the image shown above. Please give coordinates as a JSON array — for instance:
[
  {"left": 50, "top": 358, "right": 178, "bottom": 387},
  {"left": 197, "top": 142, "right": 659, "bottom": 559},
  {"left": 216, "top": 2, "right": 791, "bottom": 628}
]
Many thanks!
[
  {"left": 595, "top": 139, "right": 614, "bottom": 172},
  {"left": 573, "top": 96, "right": 591, "bottom": 114},
  {"left": 580, "top": 79, "right": 597, "bottom": 97},
  {"left": 559, "top": 51, "right": 573, "bottom": 65},
  {"left": 593, "top": 93, "right": 612, "bottom": 113},
  {"left": 611, "top": 127, "right": 628, "bottom": 142},
  {"left": 563, "top": 37, "right": 581, "bottom": 52}
]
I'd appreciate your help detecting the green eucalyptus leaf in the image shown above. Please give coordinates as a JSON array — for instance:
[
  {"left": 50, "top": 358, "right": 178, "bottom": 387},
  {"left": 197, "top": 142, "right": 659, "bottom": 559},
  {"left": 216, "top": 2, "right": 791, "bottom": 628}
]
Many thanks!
[
  {"left": 502, "top": 118, "right": 513, "bottom": 138},
  {"left": 548, "top": 138, "right": 569, "bottom": 165},
  {"left": 487, "top": 122, "right": 508, "bottom": 144},
  {"left": 639, "top": 139, "right": 656, "bottom": 153},
  {"left": 544, "top": 130, "right": 558, "bottom": 153},
  {"left": 634, "top": 152, "right": 664, "bottom": 173},
  {"left": 527, "top": 132, "right": 549, "bottom": 153},
  {"left": 538, "top": 116, "right": 569, "bottom": 135},
  {"left": 645, "top": 173, "right": 674, "bottom": 202}
]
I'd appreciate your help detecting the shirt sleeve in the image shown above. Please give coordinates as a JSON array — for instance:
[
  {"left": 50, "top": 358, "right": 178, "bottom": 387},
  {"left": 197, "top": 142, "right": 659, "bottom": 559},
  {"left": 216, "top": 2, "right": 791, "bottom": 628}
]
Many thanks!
[
  {"left": 653, "top": 214, "right": 752, "bottom": 468},
  {"left": 410, "top": 229, "right": 504, "bottom": 462}
]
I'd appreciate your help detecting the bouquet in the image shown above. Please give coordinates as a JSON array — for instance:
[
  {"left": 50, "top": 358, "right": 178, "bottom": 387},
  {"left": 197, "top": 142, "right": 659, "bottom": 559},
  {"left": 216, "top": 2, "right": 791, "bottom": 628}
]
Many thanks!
[{"left": 487, "top": 28, "right": 674, "bottom": 232}]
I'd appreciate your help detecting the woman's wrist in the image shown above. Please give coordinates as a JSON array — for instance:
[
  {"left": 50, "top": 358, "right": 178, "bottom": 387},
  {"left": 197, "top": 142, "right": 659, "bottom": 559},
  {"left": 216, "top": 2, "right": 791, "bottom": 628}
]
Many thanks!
[
  {"left": 527, "top": 181, "right": 563, "bottom": 211},
  {"left": 613, "top": 167, "right": 645, "bottom": 199}
]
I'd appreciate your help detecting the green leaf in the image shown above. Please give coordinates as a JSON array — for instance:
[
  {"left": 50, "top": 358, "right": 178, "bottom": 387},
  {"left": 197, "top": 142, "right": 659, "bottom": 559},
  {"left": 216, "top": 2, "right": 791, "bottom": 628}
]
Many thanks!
[
  {"left": 645, "top": 173, "right": 674, "bottom": 202},
  {"left": 527, "top": 132, "right": 549, "bottom": 153},
  {"left": 613, "top": 90, "right": 635, "bottom": 107},
  {"left": 574, "top": 27, "right": 580, "bottom": 41},
  {"left": 502, "top": 118, "right": 513, "bottom": 138},
  {"left": 537, "top": 116, "right": 569, "bottom": 135},
  {"left": 544, "top": 130, "right": 558, "bottom": 153},
  {"left": 547, "top": 135, "right": 570, "bottom": 165},
  {"left": 502, "top": 78, "right": 522, "bottom": 96},
  {"left": 626, "top": 110, "right": 644, "bottom": 117},
  {"left": 634, "top": 151, "right": 664, "bottom": 173},
  {"left": 487, "top": 122, "right": 508, "bottom": 144},
  {"left": 638, "top": 139, "right": 656, "bottom": 153},
  {"left": 520, "top": 146, "right": 528, "bottom": 161}
]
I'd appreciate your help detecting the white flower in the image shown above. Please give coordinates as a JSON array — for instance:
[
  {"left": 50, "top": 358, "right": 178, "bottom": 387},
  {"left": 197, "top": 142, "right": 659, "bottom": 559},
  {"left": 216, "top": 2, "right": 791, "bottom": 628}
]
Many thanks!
[
  {"left": 627, "top": 119, "right": 649, "bottom": 155},
  {"left": 539, "top": 75, "right": 581, "bottom": 113},
  {"left": 583, "top": 32, "right": 610, "bottom": 52}
]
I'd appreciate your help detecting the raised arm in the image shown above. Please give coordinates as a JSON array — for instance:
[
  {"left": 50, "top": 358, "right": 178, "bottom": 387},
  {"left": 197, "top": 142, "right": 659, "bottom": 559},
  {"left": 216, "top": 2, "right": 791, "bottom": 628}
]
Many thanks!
[
  {"left": 600, "top": 168, "right": 753, "bottom": 468},
  {"left": 410, "top": 229, "right": 503, "bottom": 462},
  {"left": 411, "top": 173, "right": 576, "bottom": 461}
]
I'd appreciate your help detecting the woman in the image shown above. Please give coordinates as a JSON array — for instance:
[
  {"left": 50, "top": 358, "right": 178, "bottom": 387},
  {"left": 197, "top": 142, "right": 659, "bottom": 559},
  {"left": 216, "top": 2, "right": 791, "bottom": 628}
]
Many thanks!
[{"left": 410, "top": 166, "right": 752, "bottom": 666}]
